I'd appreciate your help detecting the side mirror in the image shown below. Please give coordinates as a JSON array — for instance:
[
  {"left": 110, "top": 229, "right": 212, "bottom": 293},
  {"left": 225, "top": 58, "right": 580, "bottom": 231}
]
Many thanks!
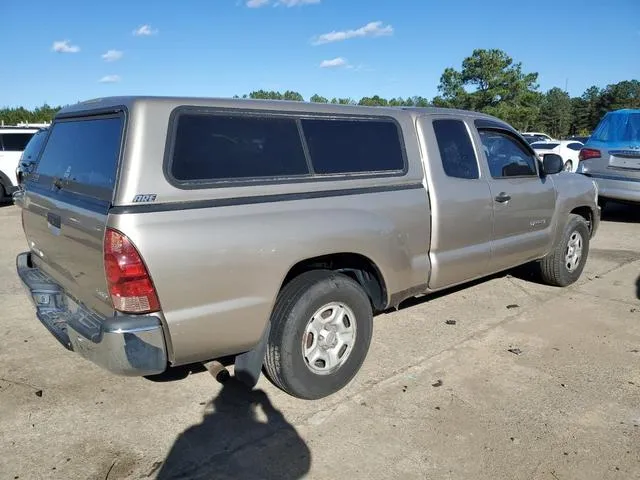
[{"left": 542, "top": 153, "right": 564, "bottom": 175}]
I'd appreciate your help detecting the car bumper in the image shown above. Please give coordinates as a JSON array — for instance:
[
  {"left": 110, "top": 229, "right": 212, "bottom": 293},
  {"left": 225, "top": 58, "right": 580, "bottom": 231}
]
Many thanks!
[
  {"left": 16, "top": 252, "right": 167, "bottom": 376},
  {"left": 587, "top": 173, "right": 640, "bottom": 203}
]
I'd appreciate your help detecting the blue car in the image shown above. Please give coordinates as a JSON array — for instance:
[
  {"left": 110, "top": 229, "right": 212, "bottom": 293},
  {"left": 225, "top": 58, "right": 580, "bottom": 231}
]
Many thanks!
[{"left": 577, "top": 109, "right": 640, "bottom": 205}]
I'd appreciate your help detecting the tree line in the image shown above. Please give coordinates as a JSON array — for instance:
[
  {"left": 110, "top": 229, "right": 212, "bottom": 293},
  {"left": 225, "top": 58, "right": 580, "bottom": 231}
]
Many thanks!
[{"left": 2, "top": 49, "right": 638, "bottom": 138}]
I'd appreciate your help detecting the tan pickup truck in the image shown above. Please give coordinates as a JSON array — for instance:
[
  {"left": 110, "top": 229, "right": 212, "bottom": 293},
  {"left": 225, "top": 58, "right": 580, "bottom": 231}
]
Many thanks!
[{"left": 14, "top": 96, "right": 600, "bottom": 399}]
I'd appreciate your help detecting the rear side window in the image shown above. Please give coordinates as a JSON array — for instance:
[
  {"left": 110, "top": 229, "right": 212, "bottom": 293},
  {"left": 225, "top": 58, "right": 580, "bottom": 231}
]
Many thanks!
[
  {"left": 170, "top": 113, "right": 309, "bottom": 182},
  {"left": 20, "top": 130, "right": 48, "bottom": 163},
  {"left": 567, "top": 142, "right": 583, "bottom": 151},
  {"left": 432, "top": 119, "right": 479, "bottom": 179},
  {"left": 301, "top": 119, "right": 404, "bottom": 174},
  {"left": 34, "top": 116, "right": 123, "bottom": 199},
  {"left": 1, "top": 133, "right": 34, "bottom": 151}
]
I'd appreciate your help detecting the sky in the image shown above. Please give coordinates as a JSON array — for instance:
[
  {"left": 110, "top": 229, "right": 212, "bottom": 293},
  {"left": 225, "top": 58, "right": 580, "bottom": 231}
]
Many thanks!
[{"left": 3, "top": 0, "right": 639, "bottom": 108}]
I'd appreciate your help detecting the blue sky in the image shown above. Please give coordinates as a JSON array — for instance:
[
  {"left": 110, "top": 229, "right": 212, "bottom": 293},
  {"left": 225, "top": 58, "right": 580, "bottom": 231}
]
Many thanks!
[{"left": 3, "top": 0, "right": 639, "bottom": 108}]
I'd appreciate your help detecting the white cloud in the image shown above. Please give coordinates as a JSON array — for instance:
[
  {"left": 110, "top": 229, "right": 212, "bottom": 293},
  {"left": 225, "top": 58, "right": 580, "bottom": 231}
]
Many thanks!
[
  {"left": 52, "top": 40, "right": 80, "bottom": 53},
  {"left": 133, "top": 24, "right": 158, "bottom": 36},
  {"left": 101, "top": 49, "right": 123, "bottom": 62},
  {"left": 313, "top": 21, "right": 393, "bottom": 45},
  {"left": 320, "top": 57, "right": 349, "bottom": 68},
  {"left": 276, "top": 0, "right": 320, "bottom": 5},
  {"left": 98, "top": 75, "right": 121, "bottom": 83},
  {"left": 246, "top": 0, "right": 319, "bottom": 6}
]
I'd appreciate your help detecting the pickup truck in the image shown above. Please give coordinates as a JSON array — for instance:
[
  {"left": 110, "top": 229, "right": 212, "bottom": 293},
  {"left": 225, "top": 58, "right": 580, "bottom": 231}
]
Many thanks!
[{"left": 14, "top": 96, "right": 600, "bottom": 400}]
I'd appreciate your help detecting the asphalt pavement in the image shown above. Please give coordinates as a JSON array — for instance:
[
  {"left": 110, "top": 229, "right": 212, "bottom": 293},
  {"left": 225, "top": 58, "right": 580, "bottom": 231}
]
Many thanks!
[{"left": 1, "top": 202, "right": 638, "bottom": 480}]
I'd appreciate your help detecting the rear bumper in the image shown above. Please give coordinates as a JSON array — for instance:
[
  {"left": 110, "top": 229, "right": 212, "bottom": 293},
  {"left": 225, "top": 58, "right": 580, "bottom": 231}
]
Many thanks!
[
  {"left": 587, "top": 173, "right": 640, "bottom": 203},
  {"left": 16, "top": 252, "right": 167, "bottom": 376}
]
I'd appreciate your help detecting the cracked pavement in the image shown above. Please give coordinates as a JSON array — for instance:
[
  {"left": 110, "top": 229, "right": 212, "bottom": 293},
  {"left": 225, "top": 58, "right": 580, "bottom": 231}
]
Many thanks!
[{"left": 1, "top": 202, "right": 639, "bottom": 480}]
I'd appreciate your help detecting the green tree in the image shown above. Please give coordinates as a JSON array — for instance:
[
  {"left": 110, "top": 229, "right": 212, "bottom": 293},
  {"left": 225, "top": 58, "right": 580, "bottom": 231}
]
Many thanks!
[
  {"left": 329, "top": 97, "right": 356, "bottom": 105},
  {"left": 282, "top": 90, "right": 304, "bottom": 101},
  {"left": 432, "top": 48, "right": 541, "bottom": 130},
  {"left": 539, "top": 88, "right": 572, "bottom": 138},
  {"left": 580, "top": 86, "right": 603, "bottom": 133},
  {"left": 598, "top": 80, "right": 640, "bottom": 112},
  {"left": 569, "top": 97, "right": 590, "bottom": 135},
  {"left": 310, "top": 94, "right": 329, "bottom": 103},
  {"left": 358, "top": 95, "right": 388, "bottom": 106}
]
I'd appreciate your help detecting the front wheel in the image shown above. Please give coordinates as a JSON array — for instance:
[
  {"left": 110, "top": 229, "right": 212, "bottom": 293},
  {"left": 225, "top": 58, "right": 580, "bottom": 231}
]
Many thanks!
[
  {"left": 539, "top": 214, "right": 590, "bottom": 287},
  {"left": 264, "top": 270, "right": 373, "bottom": 400}
]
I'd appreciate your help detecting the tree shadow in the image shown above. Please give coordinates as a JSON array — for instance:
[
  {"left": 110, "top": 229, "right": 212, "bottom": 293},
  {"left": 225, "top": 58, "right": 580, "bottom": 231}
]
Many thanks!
[{"left": 156, "top": 376, "right": 311, "bottom": 480}]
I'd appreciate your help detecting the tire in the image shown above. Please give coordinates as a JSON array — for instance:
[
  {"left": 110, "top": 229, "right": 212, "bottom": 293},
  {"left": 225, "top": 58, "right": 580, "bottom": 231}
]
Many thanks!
[
  {"left": 563, "top": 160, "right": 573, "bottom": 172},
  {"left": 264, "top": 270, "right": 373, "bottom": 400},
  {"left": 539, "top": 214, "right": 590, "bottom": 287}
]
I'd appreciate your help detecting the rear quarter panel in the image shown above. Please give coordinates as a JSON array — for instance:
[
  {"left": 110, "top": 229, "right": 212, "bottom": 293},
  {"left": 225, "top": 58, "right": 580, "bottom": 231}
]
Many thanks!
[
  {"left": 110, "top": 100, "right": 431, "bottom": 365},
  {"left": 109, "top": 188, "right": 430, "bottom": 365}
]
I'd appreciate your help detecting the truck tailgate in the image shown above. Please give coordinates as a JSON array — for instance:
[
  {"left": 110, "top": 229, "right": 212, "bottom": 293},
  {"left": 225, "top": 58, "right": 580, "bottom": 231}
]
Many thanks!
[{"left": 18, "top": 113, "right": 124, "bottom": 317}]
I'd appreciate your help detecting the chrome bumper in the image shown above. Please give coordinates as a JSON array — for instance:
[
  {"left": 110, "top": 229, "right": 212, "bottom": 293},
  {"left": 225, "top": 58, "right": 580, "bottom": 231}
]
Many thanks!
[{"left": 16, "top": 252, "right": 167, "bottom": 376}]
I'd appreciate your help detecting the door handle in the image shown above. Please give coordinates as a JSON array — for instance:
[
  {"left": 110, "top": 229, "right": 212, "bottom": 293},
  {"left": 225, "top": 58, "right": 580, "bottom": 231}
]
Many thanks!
[{"left": 495, "top": 192, "right": 511, "bottom": 203}]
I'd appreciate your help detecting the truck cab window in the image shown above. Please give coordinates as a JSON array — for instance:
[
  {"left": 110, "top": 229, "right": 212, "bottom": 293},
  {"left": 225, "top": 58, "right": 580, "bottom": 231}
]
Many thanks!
[
  {"left": 432, "top": 119, "right": 479, "bottom": 179},
  {"left": 479, "top": 130, "right": 538, "bottom": 178}
]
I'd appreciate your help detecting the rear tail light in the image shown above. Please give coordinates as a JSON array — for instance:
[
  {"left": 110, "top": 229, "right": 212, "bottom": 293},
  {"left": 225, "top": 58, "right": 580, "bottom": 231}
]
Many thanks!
[
  {"left": 579, "top": 148, "right": 601, "bottom": 161},
  {"left": 103, "top": 228, "right": 160, "bottom": 314}
]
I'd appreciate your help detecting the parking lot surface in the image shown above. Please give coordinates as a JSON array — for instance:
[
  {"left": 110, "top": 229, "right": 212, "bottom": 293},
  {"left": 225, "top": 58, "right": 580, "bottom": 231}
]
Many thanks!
[{"left": 1, "top": 202, "right": 639, "bottom": 480}]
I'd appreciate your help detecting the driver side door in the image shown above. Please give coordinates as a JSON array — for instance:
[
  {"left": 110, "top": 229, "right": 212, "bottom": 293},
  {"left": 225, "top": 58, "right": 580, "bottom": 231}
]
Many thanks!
[{"left": 473, "top": 126, "right": 557, "bottom": 272}]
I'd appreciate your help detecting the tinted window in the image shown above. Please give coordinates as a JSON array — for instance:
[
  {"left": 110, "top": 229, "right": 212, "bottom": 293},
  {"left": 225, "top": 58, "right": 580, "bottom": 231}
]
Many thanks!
[
  {"left": 432, "top": 119, "right": 479, "bottom": 179},
  {"left": 35, "top": 116, "right": 123, "bottom": 198},
  {"left": 20, "top": 130, "right": 48, "bottom": 163},
  {"left": 479, "top": 130, "right": 538, "bottom": 178},
  {"left": 567, "top": 142, "right": 583, "bottom": 151},
  {"left": 170, "top": 113, "right": 309, "bottom": 182},
  {"left": 1, "top": 132, "right": 34, "bottom": 151},
  {"left": 301, "top": 119, "right": 404, "bottom": 174}
]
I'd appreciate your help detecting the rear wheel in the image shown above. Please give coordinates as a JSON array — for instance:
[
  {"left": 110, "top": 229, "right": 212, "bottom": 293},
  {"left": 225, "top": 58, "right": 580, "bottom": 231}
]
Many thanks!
[
  {"left": 539, "top": 214, "right": 590, "bottom": 287},
  {"left": 264, "top": 270, "right": 373, "bottom": 400}
]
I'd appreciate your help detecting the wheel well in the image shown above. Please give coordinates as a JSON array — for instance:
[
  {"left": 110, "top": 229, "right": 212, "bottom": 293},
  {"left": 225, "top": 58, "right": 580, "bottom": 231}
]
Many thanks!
[
  {"left": 282, "top": 253, "right": 388, "bottom": 312},
  {"left": 571, "top": 206, "right": 593, "bottom": 232}
]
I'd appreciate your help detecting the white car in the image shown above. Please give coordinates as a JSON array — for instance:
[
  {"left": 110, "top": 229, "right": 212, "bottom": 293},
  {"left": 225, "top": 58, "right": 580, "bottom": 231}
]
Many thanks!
[
  {"left": 0, "top": 127, "right": 40, "bottom": 199},
  {"left": 531, "top": 140, "right": 584, "bottom": 173},
  {"left": 522, "top": 131, "right": 555, "bottom": 144}
]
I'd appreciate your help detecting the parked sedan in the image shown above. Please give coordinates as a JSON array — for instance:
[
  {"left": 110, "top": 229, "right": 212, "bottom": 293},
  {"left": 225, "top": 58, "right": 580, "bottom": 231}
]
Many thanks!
[
  {"left": 577, "top": 108, "right": 640, "bottom": 205},
  {"left": 522, "top": 132, "right": 555, "bottom": 144},
  {"left": 531, "top": 140, "right": 584, "bottom": 172}
]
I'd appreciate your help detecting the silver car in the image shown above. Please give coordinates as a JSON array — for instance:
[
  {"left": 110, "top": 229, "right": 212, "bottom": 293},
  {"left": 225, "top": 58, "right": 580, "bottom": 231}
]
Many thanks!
[{"left": 577, "top": 108, "right": 640, "bottom": 205}]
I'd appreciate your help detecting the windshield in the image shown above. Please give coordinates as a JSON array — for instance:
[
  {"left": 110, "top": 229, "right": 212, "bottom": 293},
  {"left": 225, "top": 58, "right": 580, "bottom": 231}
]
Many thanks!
[{"left": 591, "top": 112, "right": 640, "bottom": 144}]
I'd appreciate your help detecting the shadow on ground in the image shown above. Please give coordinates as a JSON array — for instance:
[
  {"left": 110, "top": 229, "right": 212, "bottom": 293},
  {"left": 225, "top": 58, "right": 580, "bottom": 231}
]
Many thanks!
[
  {"left": 636, "top": 275, "right": 640, "bottom": 300},
  {"left": 156, "top": 376, "right": 311, "bottom": 480},
  {"left": 601, "top": 201, "right": 640, "bottom": 224}
]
